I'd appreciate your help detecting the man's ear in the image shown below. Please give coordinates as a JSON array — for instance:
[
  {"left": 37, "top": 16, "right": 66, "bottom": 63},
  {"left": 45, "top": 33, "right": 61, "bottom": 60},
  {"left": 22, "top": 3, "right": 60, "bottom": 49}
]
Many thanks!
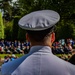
[
  {"left": 51, "top": 32, "right": 55, "bottom": 43},
  {"left": 26, "top": 33, "right": 30, "bottom": 42}
]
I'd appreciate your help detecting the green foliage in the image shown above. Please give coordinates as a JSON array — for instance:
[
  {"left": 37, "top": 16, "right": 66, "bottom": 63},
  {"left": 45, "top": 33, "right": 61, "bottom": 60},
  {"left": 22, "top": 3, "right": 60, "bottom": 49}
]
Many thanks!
[
  {"left": 0, "top": 12, "right": 4, "bottom": 39},
  {"left": 12, "top": 16, "right": 20, "bottom": 40},
  {"left": 18, "top": 27, "right": 26, "bottom": 41},
  {"left": 0, "top": 0, "right": 75, "bottom": 40},
  {"left": 56, "top": 19, "right": 75, "bottom": 40},
  {"left": 4, "top": 20, "right": 13, "bottom": 40}
]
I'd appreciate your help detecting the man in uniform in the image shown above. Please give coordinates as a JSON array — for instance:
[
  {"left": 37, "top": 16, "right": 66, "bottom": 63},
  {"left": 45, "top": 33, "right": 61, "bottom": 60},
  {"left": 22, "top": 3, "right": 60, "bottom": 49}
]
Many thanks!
[{"left": 1, "top": 10, "right": 75, "bottom": 75}]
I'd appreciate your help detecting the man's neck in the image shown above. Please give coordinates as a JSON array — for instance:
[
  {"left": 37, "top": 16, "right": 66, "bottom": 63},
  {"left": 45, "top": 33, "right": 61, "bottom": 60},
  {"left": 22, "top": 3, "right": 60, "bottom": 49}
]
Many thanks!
[{"left": 30, "top": 41, "right": 52, "bottom": 48}]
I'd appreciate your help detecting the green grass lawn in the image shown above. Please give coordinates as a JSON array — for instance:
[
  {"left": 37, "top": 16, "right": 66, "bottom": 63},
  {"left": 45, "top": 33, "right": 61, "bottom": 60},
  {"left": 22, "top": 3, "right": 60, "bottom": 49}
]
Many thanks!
[
  {"left": 0, "top": 54, "right": 24, "bottom": 66},
  {"left": 0, "top": 53, "right": 72, "bottom": 66},
  {"left": 0, "top": 54, "right": 24, "bottom": 59}
]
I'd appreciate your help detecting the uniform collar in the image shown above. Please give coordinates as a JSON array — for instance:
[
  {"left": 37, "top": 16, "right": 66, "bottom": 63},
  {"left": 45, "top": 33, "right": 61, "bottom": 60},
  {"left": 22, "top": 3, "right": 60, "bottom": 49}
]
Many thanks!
[{"left": 29, "top": 46, "right": 52, "bottom": 54}]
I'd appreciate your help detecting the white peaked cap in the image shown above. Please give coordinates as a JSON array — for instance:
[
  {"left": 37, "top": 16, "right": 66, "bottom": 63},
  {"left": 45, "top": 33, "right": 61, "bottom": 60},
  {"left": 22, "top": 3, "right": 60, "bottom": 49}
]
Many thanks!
[{"left": 18, "top": 10, "right": 60, "bottom": 31}]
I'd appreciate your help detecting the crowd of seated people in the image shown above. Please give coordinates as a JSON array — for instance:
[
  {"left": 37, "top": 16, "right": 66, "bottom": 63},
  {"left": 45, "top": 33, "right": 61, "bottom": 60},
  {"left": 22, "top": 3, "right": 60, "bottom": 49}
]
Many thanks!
[
  {"left": 0, "top": 39, "right": 30, "bottom": 54},
  {"left": 0, "top": 38, "right": 75, "bottom": 55},
  {"left": 0, "top": 38, "right": 75, "bottom": 65},
  {"left": 52, "top": 38, "right": 75, "bottom": 54},
  {"left": 3, "top": 54, "right": 18, "bottom": 64}
]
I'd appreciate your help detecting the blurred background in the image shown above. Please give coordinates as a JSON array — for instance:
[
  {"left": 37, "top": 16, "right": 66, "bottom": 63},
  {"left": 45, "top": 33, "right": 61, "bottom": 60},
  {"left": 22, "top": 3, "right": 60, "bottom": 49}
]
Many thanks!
[{"left": 0, "top": 0, "right": 75, "bottom": 71}]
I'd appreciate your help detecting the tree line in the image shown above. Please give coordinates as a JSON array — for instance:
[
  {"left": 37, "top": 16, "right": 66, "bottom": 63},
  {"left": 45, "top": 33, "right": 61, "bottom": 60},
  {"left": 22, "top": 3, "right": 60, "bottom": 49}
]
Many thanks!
[{"left": 0, "top": 0, "right": 75, "bottom": 41}]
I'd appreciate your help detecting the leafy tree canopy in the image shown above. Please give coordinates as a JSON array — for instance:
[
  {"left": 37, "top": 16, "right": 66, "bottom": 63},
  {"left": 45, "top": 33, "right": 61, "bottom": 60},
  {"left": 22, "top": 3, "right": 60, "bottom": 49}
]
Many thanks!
[{"left": 0, "top": 0, "right": 75, "bottom": 40}]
